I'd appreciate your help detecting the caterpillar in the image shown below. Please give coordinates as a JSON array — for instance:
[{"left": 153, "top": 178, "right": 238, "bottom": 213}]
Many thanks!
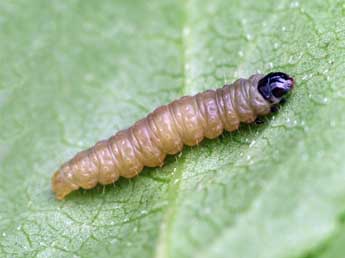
[{"left": 52, "top": 72, "right": 294, "bottom": 200}]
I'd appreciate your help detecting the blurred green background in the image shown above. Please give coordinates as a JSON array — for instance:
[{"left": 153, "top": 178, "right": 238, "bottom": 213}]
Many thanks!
[{"left": 1, "top": 0, "right": 345, "bottom": 257}]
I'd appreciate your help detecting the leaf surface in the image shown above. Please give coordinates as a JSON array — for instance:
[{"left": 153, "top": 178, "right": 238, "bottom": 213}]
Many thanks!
[{"left": 1, "top": 1, "right": 345, "bottom": 257}]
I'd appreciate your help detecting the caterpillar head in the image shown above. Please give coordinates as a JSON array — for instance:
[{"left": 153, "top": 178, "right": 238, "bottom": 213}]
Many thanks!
[{"left": 258, "top": 72, "right": 294, "bottom": 104}]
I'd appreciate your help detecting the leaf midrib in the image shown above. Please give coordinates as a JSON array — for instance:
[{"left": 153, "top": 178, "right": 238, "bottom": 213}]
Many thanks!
[{"left": 153, "top": 1, "right": 191, "bottom": 257}]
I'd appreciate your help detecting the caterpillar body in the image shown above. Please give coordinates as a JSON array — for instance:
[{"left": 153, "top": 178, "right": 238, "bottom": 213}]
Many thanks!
[{"left": 52, "top": 72, "right": 294, "bottom": 200}]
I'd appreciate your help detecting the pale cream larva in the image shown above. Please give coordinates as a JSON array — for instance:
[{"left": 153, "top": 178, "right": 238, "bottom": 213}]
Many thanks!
[{"left": 52, "top": 72, "right": 294, "bottom": 200}]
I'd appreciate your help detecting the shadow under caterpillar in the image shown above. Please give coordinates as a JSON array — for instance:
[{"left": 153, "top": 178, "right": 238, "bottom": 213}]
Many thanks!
[{"left": 52, "top": 72, "right": 294, "bottom": 200}]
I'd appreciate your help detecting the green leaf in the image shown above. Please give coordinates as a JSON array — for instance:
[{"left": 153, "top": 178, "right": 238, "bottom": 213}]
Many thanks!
[{"left": 1, "top": 0, "right": 345, "bottom": 257}]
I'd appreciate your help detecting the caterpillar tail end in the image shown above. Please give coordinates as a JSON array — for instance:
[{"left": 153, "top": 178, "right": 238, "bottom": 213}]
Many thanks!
[{"left": 51, "top": 170, "right": 79, "bottom": 200}]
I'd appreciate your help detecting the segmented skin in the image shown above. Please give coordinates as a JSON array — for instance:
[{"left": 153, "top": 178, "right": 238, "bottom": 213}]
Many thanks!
[{"left": 52, "top": 74, "right": 272, "bottom": 200}]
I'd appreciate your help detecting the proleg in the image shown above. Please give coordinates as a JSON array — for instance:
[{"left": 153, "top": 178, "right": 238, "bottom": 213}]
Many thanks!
[{"left": 52, "top": 72, "right": 295, "bottom": 200}]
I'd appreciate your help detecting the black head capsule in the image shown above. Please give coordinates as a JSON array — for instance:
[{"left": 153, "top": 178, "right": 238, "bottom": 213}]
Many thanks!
[{"left": 258, "top": 72, "right": 294, "bottom": 104}]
